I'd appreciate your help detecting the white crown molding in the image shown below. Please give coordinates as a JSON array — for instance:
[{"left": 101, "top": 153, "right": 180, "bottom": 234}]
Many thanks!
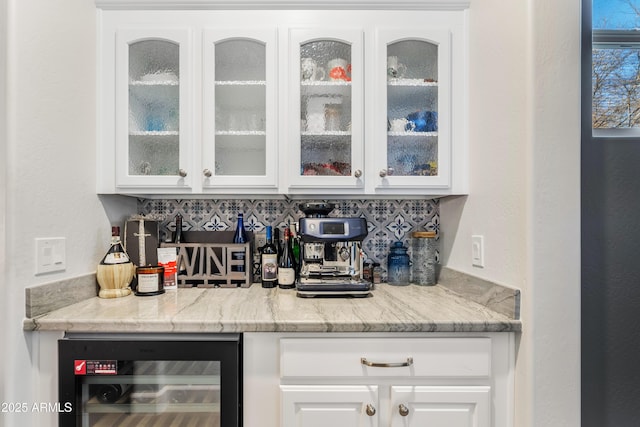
[{"left": 94, "top": 0, "right": 471, "bottom": 11}]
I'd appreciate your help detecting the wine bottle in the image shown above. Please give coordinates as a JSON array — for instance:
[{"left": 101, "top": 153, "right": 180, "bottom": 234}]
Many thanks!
[
  {"left": 173, "top": 213, "right": 183, "bottom": 243},
  {"left": 232, "top": 213, "right": 248, "bottom": 272},
  {"left": 278, "top": 225, "right": 296, "bottom": 289},
  {"left": 173, "top": 214, "right": 187, "bottom": 276},
  {"left": 101, "top": 226, "right": 131, "bottom": 265},
  {"left": 261, "top": 226, "right": 278, "bottom": 288},
  {"left": 291, "top": 224, "right": 301, "bottom": 272},
  {"left": 96, "top": 226, "right": 135, "bottom": 298}
]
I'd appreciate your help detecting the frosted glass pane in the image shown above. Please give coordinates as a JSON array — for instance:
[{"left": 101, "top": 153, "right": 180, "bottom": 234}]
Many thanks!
[
  {"left": 301, "top": 41, "right": 352, "bottom": 82},
  {"left": 387, "top": 136, "right": 438, "bottom": 176},
  {"left": 299, "top": 40, "right": 352, "bottom": 176},
  {"left": 300, "top": 136, "right": 351, "bottom": 176},
  {"left": 129, "top": 40, "right": 179, "bottom": 81},
  {"left": 387, "top": 40, "right": 437, "bottom": 81},
  {"left": 129, "top": 136, "right": 179, "bottom": 176},
  {"left": 212, "top": 39, "right": 267, "bottom": 176},
  {"left": 128, "top": 39, "right": 180, "bottom": 176},
  {"left": 387, "top": 39, "right": 438, "bottom": 177},
  {"left": 215, "top": 40, "right": 266, "bottom": 81},
  {"left": 215, "top": 135, "right": 266, "bottom": 175}
]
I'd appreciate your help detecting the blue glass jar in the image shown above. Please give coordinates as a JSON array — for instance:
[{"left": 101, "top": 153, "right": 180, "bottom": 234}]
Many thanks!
[{"left": 387, "top": 241, "right": 411, "bottom": 286}]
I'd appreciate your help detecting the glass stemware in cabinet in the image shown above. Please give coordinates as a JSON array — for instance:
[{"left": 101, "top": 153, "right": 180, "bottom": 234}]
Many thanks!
[
  {"left": 299, "top": 40, "right": 353, "bottom": 177},
  {"left": 386, "top": 40, "right": 439, "bottom": 178},
  {"left": 128, "top": 39, "right": 180, "bottom": 177}
]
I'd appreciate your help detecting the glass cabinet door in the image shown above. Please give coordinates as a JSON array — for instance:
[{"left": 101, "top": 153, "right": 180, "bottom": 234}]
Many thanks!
[
  {"left": 288, "top": 28, "right": 364, "bottom": 190},
  {"left": 203, "top": 29, "right": 277, "bottom": 190},
  {"left": 375, "top": 29, "right": 452, "bottom": 189},
  {"left": 115, "top": 29, "right": 192, "bottom": 189}
]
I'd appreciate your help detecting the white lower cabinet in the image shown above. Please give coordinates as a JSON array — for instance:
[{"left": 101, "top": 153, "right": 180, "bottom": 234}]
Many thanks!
[
  {"left": 248, "top": 334, "right": 515, "bottom": 427},
  {"left": 281, "top": 384, "right": 489, "bottom": 427},
  {"left": 390, "top": 386, "right": 490, "bottom": 427},
  {"left": 281, "top": 385, "right": 379, "bottom": 427}
]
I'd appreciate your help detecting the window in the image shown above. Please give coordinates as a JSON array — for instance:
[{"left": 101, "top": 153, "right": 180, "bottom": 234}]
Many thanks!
[{"left": 592, "top": 0, "right": 640, "bottom": 135}]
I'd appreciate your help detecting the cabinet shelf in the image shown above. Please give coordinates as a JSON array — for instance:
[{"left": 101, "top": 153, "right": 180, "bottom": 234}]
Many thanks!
[
  {"left": 215, "top": 80, "right": 266, "bottom": 86},
  {"left": 387, "top": 78, "right": 437, "bottom": 87},
  {"left": 388, "top": 131, "right": 437, "bottom": 137},
  {"left": 130, "top": 131, "right": 179, "bottom": 137},
  {"left": 302, "top": 131, "right": 351, "bottom": 137},
  {"left": 130, "top": 80, "right": 179, "bottom": 86}
]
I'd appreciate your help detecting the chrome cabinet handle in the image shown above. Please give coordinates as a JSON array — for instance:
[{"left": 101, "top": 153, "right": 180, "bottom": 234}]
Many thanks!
[
  {"left": 365, "top": 404, "right": 376, "bottom": 416},
  {"left": 203, "top": 169, "right": 212, "bottom": 178},
  {"left": 178, "top": 169, "right": 187, "bottom": 178},
  {"left": 354, "top": 169, "right": 362, "bottom": 178},
  {"left": 399, "top": 404, "right": 409, "bottom": 417},
  {"left": 360, "top": 357, "right": 413, "bottom": 368}
]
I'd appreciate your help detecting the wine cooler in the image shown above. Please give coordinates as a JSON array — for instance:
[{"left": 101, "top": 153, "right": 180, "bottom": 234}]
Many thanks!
[{"left": 58, "top": 334, "right": 242, "bottom": 427}]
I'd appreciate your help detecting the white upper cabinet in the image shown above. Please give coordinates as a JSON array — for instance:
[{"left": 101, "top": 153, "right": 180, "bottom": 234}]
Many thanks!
[
  {"left": 374, "top": 28, "right": 453, "bottom": 191},
  {"left": 114, "top": 28, "right": 194, "bottom": 190},
  {"left": 286, "top": 28, "right": 365, "bottom": 193},
  {"left": 96, "top": 6, "right": 469, "bottom": 197},
  {"left": 202, "top": 28, "right": 278, "bottom": 191}
]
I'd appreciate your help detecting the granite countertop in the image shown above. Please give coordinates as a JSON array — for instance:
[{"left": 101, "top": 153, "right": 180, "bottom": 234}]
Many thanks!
[{"left": 24, "top": 277, "right": 521, "bottom": 333}]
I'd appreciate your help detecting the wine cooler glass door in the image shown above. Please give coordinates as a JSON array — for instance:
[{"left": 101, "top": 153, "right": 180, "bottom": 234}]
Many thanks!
[
  {"left": 59, "top": 337, "right": 241, "bottom": 427},
  {"left": 115, "top": 29, "right": 193, "bottom": 189},
  {"left": 203, "top": 29, "right": 278, "bottom": 190},
  {"left": 288, "top": 28, "right": 364, "bottom": 190},
  {"left": 376, "top": 29, "right": 452, "bottom": 189}
]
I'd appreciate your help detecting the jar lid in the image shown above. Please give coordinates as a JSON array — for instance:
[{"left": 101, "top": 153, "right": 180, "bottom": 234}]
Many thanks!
[{"left": 412, "top": 231, "right": 436, "bottom": 238}]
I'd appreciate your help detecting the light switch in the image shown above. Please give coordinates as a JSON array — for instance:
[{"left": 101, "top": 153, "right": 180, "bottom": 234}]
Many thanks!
[
  {"left": 35, "top": 237, "right": 66, "bottom": 275},
  {"left": 472, "top": 235, "right": 485, "bottom": 268}
]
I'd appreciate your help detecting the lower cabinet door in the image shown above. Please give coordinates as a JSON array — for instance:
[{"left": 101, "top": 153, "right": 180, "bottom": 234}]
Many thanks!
[
  {"left": 281, "top": 385, "right": 379, "bottom": 427},
  {"left": 390, "top": 386, "right": 491, "bottom": 427}
]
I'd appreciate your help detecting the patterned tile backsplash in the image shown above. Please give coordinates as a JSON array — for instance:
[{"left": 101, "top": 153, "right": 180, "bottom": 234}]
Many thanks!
[{"left": 138, "top": 198, "right": 439, "bottom": 276}]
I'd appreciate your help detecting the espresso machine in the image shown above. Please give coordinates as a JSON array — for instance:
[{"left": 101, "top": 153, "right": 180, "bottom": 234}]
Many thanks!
[{"left": 296, "top": 203, "right": 373, "bottom": 297}]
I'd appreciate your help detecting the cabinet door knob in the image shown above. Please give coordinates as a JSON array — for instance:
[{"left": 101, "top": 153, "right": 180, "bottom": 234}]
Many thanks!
[
  {"left": 365, "top": 404, "right": 376, "bottom": 416},
  {"left": 380, "top": 168, "right": 394, "bottom": 177},
  {"left": 399, "top": 404, "right": 409, "bottom": 417},
  {"left": 354, "top": 169, "right": 362, "bottom": 178},
  {"left": 178, "top": 169, "right": 188, "bottom": 178},
  {"left": 203, "top": 169, "right": 212, "bottom": 178}
]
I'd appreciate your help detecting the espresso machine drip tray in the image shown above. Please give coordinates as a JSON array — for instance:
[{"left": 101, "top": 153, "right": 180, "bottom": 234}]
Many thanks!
[{"left": 296, "top": 279, "right": 373, "bottom": 298}]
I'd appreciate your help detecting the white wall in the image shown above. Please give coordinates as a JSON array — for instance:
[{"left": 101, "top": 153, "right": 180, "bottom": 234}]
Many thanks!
[
  {"left": 441, "top": 0, "right": 581, "bottom": 426},
  {"left": 1, "top": 0, "right": 8, "bottom": 424},
  {"left": 3, "top": 0, "right": 109, "bottom": 425},
  {"left": 1, "top": 0, "right": 581, "bottom": 425}
]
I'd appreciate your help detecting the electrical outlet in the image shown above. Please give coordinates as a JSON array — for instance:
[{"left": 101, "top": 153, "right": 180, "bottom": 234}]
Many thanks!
[
  {"left": 35, "top": 237, "right": 66, "bottom": 275},
  {"left": 471, "top": 235, "right": 485, "bottom": 268},
  {"left": 254, "top": 232, "right": 267, "bottom": 255}
]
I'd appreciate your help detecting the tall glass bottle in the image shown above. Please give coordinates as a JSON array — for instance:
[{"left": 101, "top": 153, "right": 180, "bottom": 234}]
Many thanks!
[
  {"left": 96, "top": 226, "right": 135, "bottom": 298},
  {"left": 278, "top": 225, "right": 296, "bottom": 289},
  {"left": 173, "top": 214, "right": 183, "bottom": 243},
  {"left": 261, "top": 226, "right": 278, "bottom": 288},
  {"left": 232, "top": 213, "right": 248, "bottom": 272}
]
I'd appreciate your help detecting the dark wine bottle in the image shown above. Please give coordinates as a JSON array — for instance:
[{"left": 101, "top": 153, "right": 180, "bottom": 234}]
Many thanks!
[
  {"left": 101, "top": 226, "right": 131, "bottom": 265},
  {"left": 173, "top": 214, "right": 183, "bottom": 243},
  {"left": 261, "top": 226, "right": 278, "bottom": 288},
  {"left": 278, "top": 225, "right": 296, "bottom": 289},
  {"left": 92, "top": 383, "right": 132, "bottom": 404},
  {"left": 173, "top": 214, "right": 187, "bottom": 277},
  {"left": 96, "top": 226, "right": 135, "bottom": 298},
  {"left": 232, "top": 213, "right": 248, "bottom": 272}
]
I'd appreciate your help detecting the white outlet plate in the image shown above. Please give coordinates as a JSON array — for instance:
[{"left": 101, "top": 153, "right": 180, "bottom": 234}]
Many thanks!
[
  {"left": 35, "top": 237, "right": 66, "bottom": 275},
  {"left": 471, "top": 235, "right": 485, "bottom": 268}
]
